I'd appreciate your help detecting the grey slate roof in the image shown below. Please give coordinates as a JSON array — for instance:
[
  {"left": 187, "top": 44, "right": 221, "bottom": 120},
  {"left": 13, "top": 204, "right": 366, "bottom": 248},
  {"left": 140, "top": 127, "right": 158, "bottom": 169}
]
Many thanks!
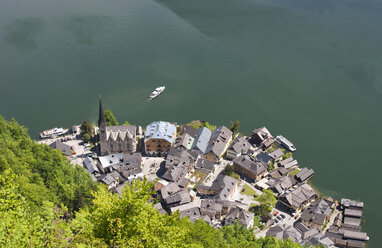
[
  {"left": 300, "top": 198, "right": 332, "bottom": 226},
  {"left": 278, "top": 157, "right": 298, "bottom": 168},
  {"left": 280, "top": 183, "right": 318, "bottom": 210},
  {"left": 205, "top": 126, "right": 233, "bottom": 157},
  {"left": 164, "top": 190, "right": 191, "bottom": 206},
  {"left": 211, "top": 174, "right": 238, "bottom": 201},
  {"left": 83, "top": 157, "right": 99, "bottom": 174},
  {"left": 295, "top": 167, "right": 315, "bottom": 182},
  {"left": 229, "top": 136, "right": 251, "bottom": 154},
  {"left": 341, "top": 198, "right": 364, "bottom": 209},
  {"left": 256, "top": 152, "right": 272, "bottom": 164},
  {"left": 192, "top": 127, "right": 212, "bottom": 153},
  {"left": 174, "top": 133, "right": 195, "bottom": 150},
  {"left": 200, "top": 199, "right": 223, "bottom": 215},
  {"left": 145, "top": 121, "right": 176, "bottom": 143},
  {"left": 179, "top": 206, "right": 201, "bottom": 221},
  {"left": 268, "top": 149, "right": 284, "bottom": 160},
  {"left": 225, "top": 207, "right": 254, "bottom": 228},
  {"left": 161, "top": 183, "right": 181, "bottom": 199},
  {"left": 250, "top": 127, "right": 273, "bottom": 146},
  {"left": 194, "top": 158, "right": 215, "bottom": 174},
  {"left": 343, "top": 230, "right": 368, "bottom": 241},
  {"left": 98, "top": 153, "right": 124, "bottom": 169},
  {"left": 266, "top": 224, "right": 301, "bottom": 243},
  {"left": 233, "top": 155, "right": 267, "bottom": 176},
  {"left": 181, "top": 125, "right": 198, "bottom": 138},
  {"left": 123, "top": 153, "right": 142, "bottom": 167},
  {"left": 98, "top": 173, "right": 118, "bottom": 186},
  {"left": 294, "top": 222, "right": 310, "bottom": 233},
  {"left": 50, "top": 140, "right": 72, "bottom": 156},
  {"left": 162, "top": 164, "right": 188, "bottom": 183},
  {"left": 344, "top": 208, "right": 363, "bottom": 218},
  {"left": 272, "top": 175, "right": 296, "bottom": 194},
  {"left": 106, "top": 125, "right": 136, "bottom": 141}
]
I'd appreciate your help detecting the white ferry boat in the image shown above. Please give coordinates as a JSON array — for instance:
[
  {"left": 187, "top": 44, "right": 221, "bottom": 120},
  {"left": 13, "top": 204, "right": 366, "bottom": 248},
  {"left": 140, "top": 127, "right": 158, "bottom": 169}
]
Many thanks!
[
  {"left": 40, "top": 127, "right": 69, "bottom": 139},
  {"left": 149, "top": 86, "right": 165, "bottom": 100},
  {"left": 276, "top": 135, "right": 296, "bottom": 152}
]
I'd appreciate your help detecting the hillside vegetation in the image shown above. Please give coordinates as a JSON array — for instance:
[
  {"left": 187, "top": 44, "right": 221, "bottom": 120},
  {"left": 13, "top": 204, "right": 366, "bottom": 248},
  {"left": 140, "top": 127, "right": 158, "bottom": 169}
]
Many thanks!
[{"left": 0, "top": 116, "right": 309, "bottom": 247}]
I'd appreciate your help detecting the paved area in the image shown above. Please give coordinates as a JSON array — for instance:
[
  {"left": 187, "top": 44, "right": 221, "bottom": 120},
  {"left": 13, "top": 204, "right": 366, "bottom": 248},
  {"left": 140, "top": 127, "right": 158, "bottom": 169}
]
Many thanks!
[
  {"left": 141, "top": 157, "right": 165, "bottom": 181},
  {"left": 323, "top": 208, "right": 340, "bottom": 233},
  {"left": 37, "top": 134, "right": 91, "bottom": 165},
  {"left": 204, "top": 159, "right": 230, "bottom": 186}
]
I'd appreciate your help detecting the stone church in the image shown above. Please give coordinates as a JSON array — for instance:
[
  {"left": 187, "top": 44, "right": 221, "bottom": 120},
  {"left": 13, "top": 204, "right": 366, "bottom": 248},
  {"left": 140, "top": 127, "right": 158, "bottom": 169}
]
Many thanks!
[{"left": 98, "top": 98, "right": 137, "bottom": 155}]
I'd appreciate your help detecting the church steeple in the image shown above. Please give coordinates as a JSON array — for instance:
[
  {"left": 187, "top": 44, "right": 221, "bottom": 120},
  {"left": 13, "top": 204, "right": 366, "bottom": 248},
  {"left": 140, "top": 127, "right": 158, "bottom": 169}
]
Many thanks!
[{"left": 98, "top": 95, "right": 106, "bottom": 128}]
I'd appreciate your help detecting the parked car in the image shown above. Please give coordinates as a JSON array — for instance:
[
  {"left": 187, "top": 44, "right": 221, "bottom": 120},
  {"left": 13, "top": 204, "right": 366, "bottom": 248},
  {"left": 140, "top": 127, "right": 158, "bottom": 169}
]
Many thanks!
[
  {"left": 276, "top": 215, "right": 283, "bottom": 221},
  {"left": 280, "top": 214, "right": 286, "bottom": 219},
  {"left": 274, "top": 211, "right": 279, "bottom": 216},
  {"left": 275, "top": 219, "right": 279, "bottom": 223}
]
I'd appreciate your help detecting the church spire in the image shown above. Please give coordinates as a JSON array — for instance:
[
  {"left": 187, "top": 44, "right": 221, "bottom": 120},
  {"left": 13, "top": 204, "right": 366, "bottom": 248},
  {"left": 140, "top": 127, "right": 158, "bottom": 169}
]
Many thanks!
[{"left": 98, "top": 95, "right": 106, "bottom": 128}]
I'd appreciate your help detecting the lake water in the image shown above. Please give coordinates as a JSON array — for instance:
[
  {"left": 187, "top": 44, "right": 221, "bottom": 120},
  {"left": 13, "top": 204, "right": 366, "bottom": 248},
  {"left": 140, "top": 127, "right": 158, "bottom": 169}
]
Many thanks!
[{"left": 0, "top": 0, "right": 381, "bottom": 245}]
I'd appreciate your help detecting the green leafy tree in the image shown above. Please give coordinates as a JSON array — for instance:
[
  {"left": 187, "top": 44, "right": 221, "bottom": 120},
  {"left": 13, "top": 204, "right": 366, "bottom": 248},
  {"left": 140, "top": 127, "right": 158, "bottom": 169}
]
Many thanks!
[
  {"left": 80, "top": 120, "right": 93, "bottom": 143},
  {"left": 229, "top": 120, "right": 240, "bottom": 136},
  {"left": 282, "top": 152, "right": 292, "bottom": 160},
  {"left": 123, "top": 121, "right": 130, "bottom": 126},
  {"left": 255, "top": 189, "right": 277, "bottom": 217},
  {"left": 104, "top": 109, "right": 119, "bottom": 126},
  {"left": 0, "top": 116, "right": 97, "bottom": 214}
]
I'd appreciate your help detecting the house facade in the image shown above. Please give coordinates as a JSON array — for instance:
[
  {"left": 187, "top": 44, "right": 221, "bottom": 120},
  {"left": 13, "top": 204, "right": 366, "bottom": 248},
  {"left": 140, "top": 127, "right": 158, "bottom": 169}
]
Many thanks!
[
  {"left": 233, "top": 155, "right": 267, "bottom": 182},
  {"left": 144, "top": 121, "right": 176, "bottom": 156}
]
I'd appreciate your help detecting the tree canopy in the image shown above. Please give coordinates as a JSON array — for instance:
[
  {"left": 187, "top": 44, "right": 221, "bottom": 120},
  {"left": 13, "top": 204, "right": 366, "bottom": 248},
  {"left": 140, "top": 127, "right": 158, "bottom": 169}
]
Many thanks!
[
  {"left": 104, "top": 109, "right": 119, "bottom": 126},
  {"left": 80, "top": 120, "right": 93, "bottom": 143},
  {"left": 229, "top": 120, "right": 240, "bottom": 136},
  {"left": 0, "top": 115, "right": 310, "bottom": 248}
]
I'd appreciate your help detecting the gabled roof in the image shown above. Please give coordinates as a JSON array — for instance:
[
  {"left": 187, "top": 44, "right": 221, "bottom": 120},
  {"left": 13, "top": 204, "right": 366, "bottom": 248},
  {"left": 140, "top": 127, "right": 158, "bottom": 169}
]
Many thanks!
[
  {"left": 194, "top": 158, "right": 215, "bottom": 174},
  {"left": 49, "top": 140, "right": 72, "bottom": 156},
  {"left": 181, "top": 125, "right": 198, "bottom": 138},
  {"left": 266, "top": 224, "right": 301, "bottom": 243},
  {"left": 145, "top": 121, "right": 176, "bottom": 143},
  {"left": 225, "top": 207, "right": 254, "bottom": 227},
  {"left": 162, "top": 164, "right": 188, "bottom": 183},
  {"left": 295, "top": 167, "right": 315, "bottom": 182},
  {"left": 268, "top": 149, "right": 284, "bottom": 159},
  {"left": 106, "top": 125, "right": 136, "bottom": 141},
  {"left": 98, "top": 153, "right": 124, "bottom": 169},
  {"left": 251, "top": 127, "right": 272, "bottom": 144},
  {"left": 233, "top": 155, "right": 267, "bottom": 176},
  {"left": 164, "top": 190, "right": 191, "bottom": 206},
  {"left": 122, "top": 153, "right": 142, "bottom": 167},
  {"left": 229, "top": 136, "right": 251, "bottom": 154},
  {"left": 280, "top": 183, "right": 318, "bottom": 209},
  {"left": 205, "top": 126, "right": 233, "bottom": 157},
  {"left": 256, "top": 152, "right": 272, "bottom": 164},
  {"left": 83, "top": 157, "right": 99, "bottom": 174},
  {"left": 211, "top": 174, "right": 238, "bottom": 201},
  {"left": 192, "top": 127, "right": 212, "bottom": 153},
  {"left": 98, "top": 173, "right": 118, "bottom": 186},
  {"left": 161, "top": 183, "right": 181, "bottom": 199},
  {"left": 174, "top": 133, "right": 195, "bottom": 150},
  {"left": 344, "top": 208, "right": 363, "bottom": 218},
  {"left": 341, "top": 198, "right": 364, "bottom": 209}
]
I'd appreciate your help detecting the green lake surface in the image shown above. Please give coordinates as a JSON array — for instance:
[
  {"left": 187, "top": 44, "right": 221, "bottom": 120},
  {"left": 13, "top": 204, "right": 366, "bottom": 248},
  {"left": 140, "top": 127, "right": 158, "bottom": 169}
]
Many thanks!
[{"left": 0, "top": 0, "right": 381, "bottom": 245}]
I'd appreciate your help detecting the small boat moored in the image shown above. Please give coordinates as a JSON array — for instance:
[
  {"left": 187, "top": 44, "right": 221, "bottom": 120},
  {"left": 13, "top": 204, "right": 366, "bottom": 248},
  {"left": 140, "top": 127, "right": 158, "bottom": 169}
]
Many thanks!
[
  {"left": 40, "top": 127, "right": 69, "bottom": 139},
  {"left": 149, "top": 86, "right": 165, "bottom": 100},
  {"left": 276, "top": 135, "right": 296, "bottom": 152}
]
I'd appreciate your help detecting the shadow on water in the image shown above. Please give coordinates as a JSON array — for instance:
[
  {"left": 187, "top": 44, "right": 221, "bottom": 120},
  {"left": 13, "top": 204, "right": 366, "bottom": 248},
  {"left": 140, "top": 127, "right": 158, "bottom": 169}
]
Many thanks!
[{"left": 4, "top": 18, "right": 44, "bottom": 51}]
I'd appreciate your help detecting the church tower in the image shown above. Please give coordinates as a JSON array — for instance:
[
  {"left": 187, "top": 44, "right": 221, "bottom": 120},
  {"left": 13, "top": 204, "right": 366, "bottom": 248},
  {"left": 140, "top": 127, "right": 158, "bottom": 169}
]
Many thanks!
[{"left": 98, "top": 96, "right": 107, "bottom": 155}]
